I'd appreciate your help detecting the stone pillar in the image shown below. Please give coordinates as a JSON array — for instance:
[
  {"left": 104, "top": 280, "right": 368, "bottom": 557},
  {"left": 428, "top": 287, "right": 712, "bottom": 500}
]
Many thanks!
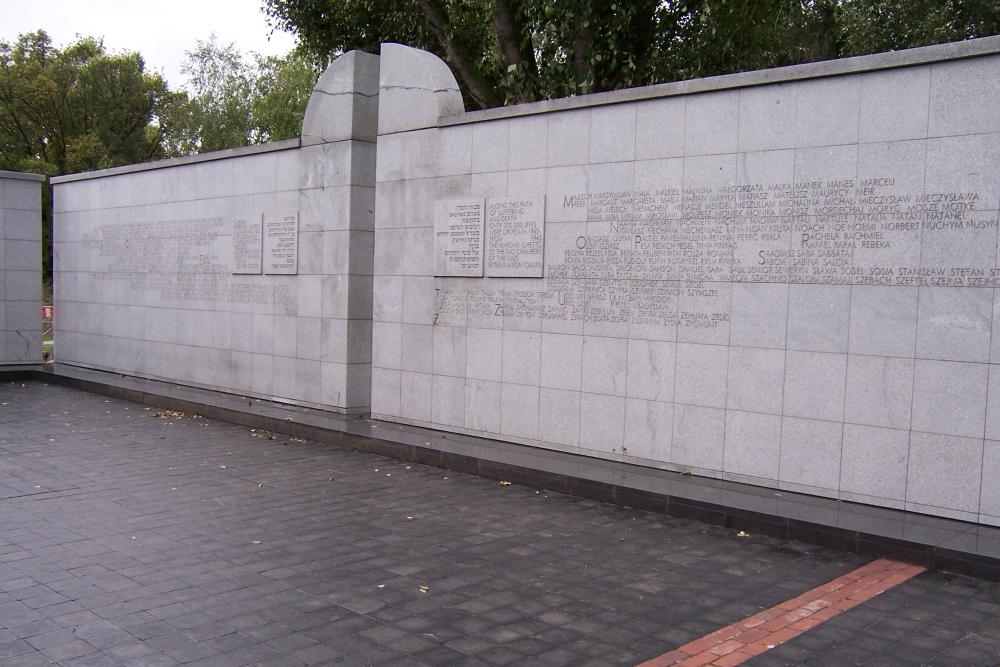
[
  {"left": 298, "top": 50, "right": 381, "bottom": 412},
  {"left": 370, "top": 43, "right": 465, "bottom": 422},
  {"left": 0, "top": 171, "right": 44, "bottom": 365}
]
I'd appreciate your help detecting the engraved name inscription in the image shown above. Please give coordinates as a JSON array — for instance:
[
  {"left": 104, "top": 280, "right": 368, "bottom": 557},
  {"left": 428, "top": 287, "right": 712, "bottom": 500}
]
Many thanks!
[
  {"left": 434, "top": 177, "right": 1000, "bottom": 332},
  {"left": 81, "top": 217, "right": 296, "bottom": 314}
]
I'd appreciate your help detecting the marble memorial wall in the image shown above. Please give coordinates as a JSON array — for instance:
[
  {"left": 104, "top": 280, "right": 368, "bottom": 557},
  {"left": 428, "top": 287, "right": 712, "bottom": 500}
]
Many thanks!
[
  {"left": 53, "top": 51, "right": 379, "bottom": 413},
  {"left": 0, "top": 171, "right": 44, "bottom": 364},
  {"left": 372, "top": 42, "right": 1000, "bottom": 525}
]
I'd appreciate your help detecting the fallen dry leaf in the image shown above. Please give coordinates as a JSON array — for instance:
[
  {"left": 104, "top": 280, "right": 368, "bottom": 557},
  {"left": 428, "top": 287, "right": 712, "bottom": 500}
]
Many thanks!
[{"left": 151, "top": 410, "right": 185, "bottom": 419}]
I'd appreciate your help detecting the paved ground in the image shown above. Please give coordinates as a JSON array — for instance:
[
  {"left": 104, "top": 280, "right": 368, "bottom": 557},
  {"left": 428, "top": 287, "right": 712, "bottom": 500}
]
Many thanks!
[{"left": 0, "top": 381, "right": 998, "bottom": 667}]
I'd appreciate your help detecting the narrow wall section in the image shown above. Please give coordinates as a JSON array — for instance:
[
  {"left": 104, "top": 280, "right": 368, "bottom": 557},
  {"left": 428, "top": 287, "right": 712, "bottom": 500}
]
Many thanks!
[
  {"left": 52, "top": 52, "right": 378, "bottom": 414},
  {"left": 0, "top": 170, "right": 44, "bottom": 365}
]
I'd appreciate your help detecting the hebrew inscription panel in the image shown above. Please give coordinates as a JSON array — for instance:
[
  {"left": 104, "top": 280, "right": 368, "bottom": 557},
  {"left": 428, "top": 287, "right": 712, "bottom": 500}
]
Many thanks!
[
  {"left": 232, "top": 216, "right": 263, "bottom": 274},
  {"left": 435, "top": 199, "right": 485, "bottom": 277},
  {"left": 264, "top": 211, "right": 299, "bottom": 275},
  {"left": 485, "top": 195, "right": 545, "bottom": 277}
]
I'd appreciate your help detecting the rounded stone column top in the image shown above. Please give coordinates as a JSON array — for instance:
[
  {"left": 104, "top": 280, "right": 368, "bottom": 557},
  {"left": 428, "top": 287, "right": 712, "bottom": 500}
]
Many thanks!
[
  {"left": 377, "top": 43, "right": 464, "bottom": 134},
  {"left": 302, "top": 50, "right": 381, "bottom": 145}
]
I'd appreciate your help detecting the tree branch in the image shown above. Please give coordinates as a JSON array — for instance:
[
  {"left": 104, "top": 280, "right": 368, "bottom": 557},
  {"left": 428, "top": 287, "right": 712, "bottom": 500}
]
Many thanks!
[
  {"left": 493, "top": 0, "right": 537, "bottom": 102},
  {"left": 572, "top": 6, "right": 592, "bottom": 90},
  {"left": 416, "top": 0, "right": 500, "bottom": 109}
]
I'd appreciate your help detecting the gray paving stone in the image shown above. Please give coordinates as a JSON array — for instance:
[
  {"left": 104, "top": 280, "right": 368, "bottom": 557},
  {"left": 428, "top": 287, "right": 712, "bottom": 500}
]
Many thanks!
[{"left": 0, "top": 382, "right": 999, "bottom": 666}]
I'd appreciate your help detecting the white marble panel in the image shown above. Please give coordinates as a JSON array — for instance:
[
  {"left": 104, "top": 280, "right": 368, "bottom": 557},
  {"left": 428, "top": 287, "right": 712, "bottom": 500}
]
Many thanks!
[
  {"left": 685, "top": 90, "right": 739, "bottom": 156},
  {"left": 783, "top": 351, "right": 847, "bottom": 422},
  {"left": 623, "top": 398, "right": 673, "bottom": 462},
  {"left": 724, "top": 410, "right": 781, "bottom": 480},
  {"left": 472, "top": 120, "right": 509, "bottom": 173},
  {"left": 794, "top": 75, "right": 860, "bottom": 147},
  {"left": 844, "top": 355, "right": 913, "bottom": 430},
  {"left": 738, "top": 83, "right": 796, "bottom": 152},
  {"left": 590, "top": 105, "right": 637, "bottom": 164},
  {"left": 540, "top": 333, "right": 583, "bottom": 391},
  {"left": 779, "top": 417, "right": 842, "bottom": 494},
  {"left": 906, "top": 432, "right": 984, "bottom": 517},
  {"left": 400, "top": 371, "right": 433, "bottom": 422},
  {"left": 500, "top": 382, "right": 539, "bottom": 439},
  {"left": 432, "top": 375, "right": 466, "bottom": 427},
  {"left": 674, "top": 343, "right": 728, "bottom": 409},
  {"left": 672, "top": 405, "right": 725, "bottom": 473},
  {"left": 538, "top": 387, "right": 581, "bottom": 448},
  {"left": 466, "top": 379, "right": 501, "bottom": 433},
  {"left": 911, "top": 359, "right": 988, "bottom": 438},
  {"left": 726, "top": 347, "right": 784, "bottom": 415},
  {"left": 580, "top": 393, "right": 625, "bottom": 453},
  {"left": 580, "top": 336, "right": 627, "bottom": 396}
]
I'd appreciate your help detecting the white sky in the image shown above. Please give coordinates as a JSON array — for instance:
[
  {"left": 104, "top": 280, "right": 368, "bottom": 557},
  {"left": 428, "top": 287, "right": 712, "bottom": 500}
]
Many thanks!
[{"left": 3, "top": 0, "right": 298, "bottom": 91}]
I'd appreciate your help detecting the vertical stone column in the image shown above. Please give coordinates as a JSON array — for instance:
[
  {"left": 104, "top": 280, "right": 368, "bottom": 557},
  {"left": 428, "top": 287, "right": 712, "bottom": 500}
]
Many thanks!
[
  {"left": 370, "top": 44, "right": 464, "bottom": 421},
  {"left": 0, "top": 171, "right": 44, "bottom": 365},
  {"left": 298, "top": 50, "right": 381, "bottom": 412}
]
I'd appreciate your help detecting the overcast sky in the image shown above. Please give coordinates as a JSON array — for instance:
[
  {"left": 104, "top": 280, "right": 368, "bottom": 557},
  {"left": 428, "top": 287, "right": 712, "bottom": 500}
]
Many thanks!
[{"left": 4, "top": 0, "right": 298, "bottom": 91}]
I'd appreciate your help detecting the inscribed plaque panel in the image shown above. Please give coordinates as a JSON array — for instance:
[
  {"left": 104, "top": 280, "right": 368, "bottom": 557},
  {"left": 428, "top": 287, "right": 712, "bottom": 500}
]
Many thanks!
[
  {"left": 264, "top": 211, "right": 299, "bottom": 275},
  {"left": 434, "top": 198, "right": 484, "bottom": 277},
  {"left": 231, "top": 216, "right": 263, "bottom": 274},
  {"left": 485, "top": 195, "right": 545, "bottom": 277}
]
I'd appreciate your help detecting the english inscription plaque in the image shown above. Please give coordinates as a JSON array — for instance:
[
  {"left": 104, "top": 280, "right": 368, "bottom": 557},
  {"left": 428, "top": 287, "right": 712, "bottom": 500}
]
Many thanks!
[
  {"left": 434, "top": 199, "right": 485, "bottom": 277},
  {"left": 485, "top": 195, "right": 545, "bottom": 277},
  {"left": 264, "top": 211, "right": 299, "bottom": 275},
  {"left": 231, "top": 216, "right": 263, "bottom": 274}
]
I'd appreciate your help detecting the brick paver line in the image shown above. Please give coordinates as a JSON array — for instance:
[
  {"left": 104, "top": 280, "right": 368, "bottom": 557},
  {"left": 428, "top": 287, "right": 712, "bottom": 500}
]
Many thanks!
[{"left": 636, "top": 558, "right": 926, "bottom": 667}]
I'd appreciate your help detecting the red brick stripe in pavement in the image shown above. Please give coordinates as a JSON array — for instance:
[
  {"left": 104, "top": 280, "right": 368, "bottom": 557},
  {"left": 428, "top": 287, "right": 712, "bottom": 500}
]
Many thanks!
[{"left": 636, "top": 558, "right": 927, "bottom": 667}]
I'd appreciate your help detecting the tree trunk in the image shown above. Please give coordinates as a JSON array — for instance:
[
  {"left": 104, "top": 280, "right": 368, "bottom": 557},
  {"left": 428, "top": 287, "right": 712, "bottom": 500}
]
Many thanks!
[
  {"left": 416, "top": 0, "right": 500, "bottom": 109},
  {"left": 493, "top": 0, "right": 538, "bottom": 103},
  {"left": 572, "top": 7, "right": 592, "bottom": 92}
]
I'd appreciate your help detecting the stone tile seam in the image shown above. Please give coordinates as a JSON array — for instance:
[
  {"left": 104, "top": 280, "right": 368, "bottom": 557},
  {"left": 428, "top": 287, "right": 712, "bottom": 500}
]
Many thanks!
[
  {"left": 360, "top": 410, "right": 995, "bottom": 516},
  {"left": 904, "top": 120, "right": 930, "bottom": 522},
  {"left": 363, "top": 371, "right": 995, "bottom": 430},
  {"left": 382, "top": 130, "right": 1000, "bottom": 180},
  {"left": 312, "top": 406, "right": 994, "bottom": 522}
]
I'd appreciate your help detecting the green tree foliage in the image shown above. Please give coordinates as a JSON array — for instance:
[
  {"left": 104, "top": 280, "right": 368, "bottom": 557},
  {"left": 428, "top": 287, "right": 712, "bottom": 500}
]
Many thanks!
[
  {"left": 264, "top": 0, "right": 1000, "bottom": 110},
  {"left": 164, "top": 35, "right": 318, "bottom": 153},
  {"left": 0, "top": 30, "right": 169, "bottom": 175},
  {"left": 0, "top": 31, "right": 319, "bottom": 285},
  {"left": 836, "top": 0, "right": 1000, "bottom": 55},
  {"left": 0, "top": 30, "right": 174, "bottom": 284}
]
